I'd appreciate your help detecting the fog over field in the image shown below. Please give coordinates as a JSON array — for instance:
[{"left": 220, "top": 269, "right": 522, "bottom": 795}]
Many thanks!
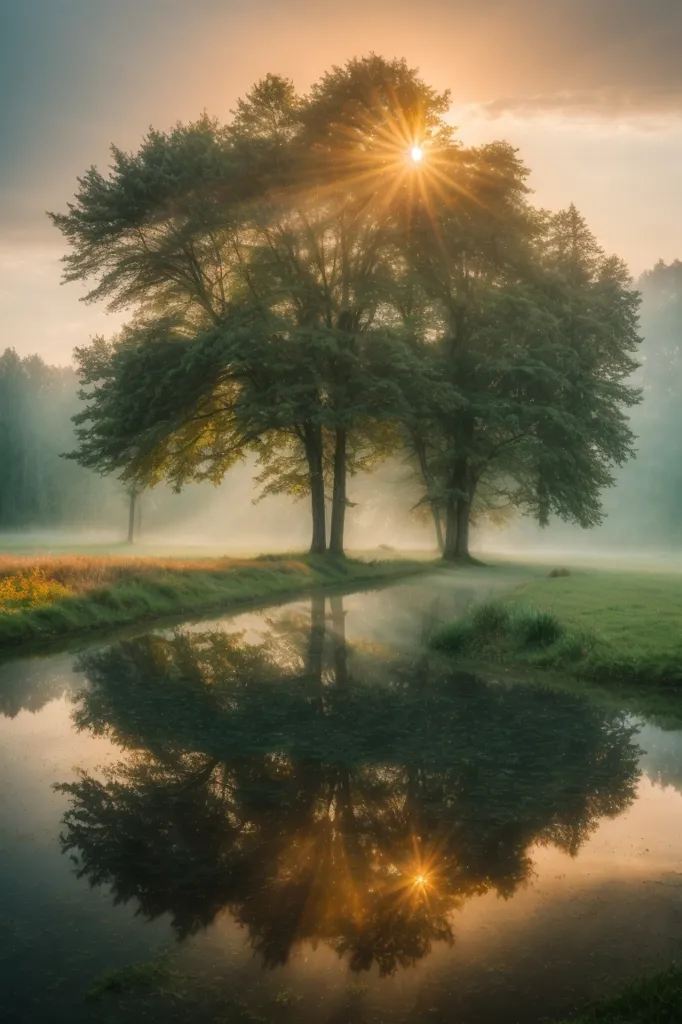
[{"left": 2, "top": 255, "right": 681, "bottom": 561}]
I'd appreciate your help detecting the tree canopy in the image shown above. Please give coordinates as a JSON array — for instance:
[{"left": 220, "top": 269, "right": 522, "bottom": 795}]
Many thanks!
[{"left": 51, "top": 55, "right": 642, "bottom": 559}]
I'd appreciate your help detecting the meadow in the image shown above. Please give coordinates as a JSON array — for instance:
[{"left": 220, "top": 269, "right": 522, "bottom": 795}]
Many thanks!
[{"left": 432, "top": 562, "right": 682, "bottom": 689}]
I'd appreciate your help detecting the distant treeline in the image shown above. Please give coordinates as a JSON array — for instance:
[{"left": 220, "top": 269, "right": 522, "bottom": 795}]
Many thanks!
[
  {"left": 622, "top": 260, "right": 682, "bottom": 542},
  {"left": 0, "top": 349, "right": 113, "bottom": 530}
]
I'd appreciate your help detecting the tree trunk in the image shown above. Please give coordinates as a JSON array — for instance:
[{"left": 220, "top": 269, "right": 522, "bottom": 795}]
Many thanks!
[
  {"left": 454, "top": 495, "right": 470, "bottom": 558},
  {"left": 127, "top": 488, "right": 138, "bottom": 545},
  {"left": 303, "top": 422, "right": 326, "bottom": 554},
  {"left": 307, "top": 593, "right": 326, "bottom": 683},
  {"left": 443, "top": 499, "right": 458, "bottom": 561},
  {"left": 329, "top": 427, "right": 347, "bottom": 556},
  {"left": 431, "top": 505, "right": 445, "bottom": 554},
  {"left": 444, "top": 498, "right": 472, "bottom": 560},
  {"left": 412, "top": 429, "right": 444, "bottom": 553},
  {"left": 443, "top": 462, "right": 473, "bottom": 562},
  {"left": 329, "top": 594, "right": 348, "bottom": 686}
]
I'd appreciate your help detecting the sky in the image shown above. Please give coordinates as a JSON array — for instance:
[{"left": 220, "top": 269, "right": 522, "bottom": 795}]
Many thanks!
[{"left": 2, "top": 0, "right": 682, "bottom": 364}]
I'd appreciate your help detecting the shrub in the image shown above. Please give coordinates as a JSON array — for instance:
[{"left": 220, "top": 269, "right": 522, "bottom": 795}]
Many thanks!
[
  {"left": 512, "top": 607, "right": 564, "bottom": 649},
  {"left": 550, "top": 629, "right": 594, "bottom": 663},
  {"left": 0, "top": 567, "right": 72, "bottom": 613},
  {"left": 470, "top": 601, "right": 512, "bottom": 637},
  {"left": 431, "top": 620, "right": 475, "bottom": 653}
]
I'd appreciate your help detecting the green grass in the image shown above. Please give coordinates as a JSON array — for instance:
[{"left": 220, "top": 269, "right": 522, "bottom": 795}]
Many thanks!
[
  {"left": 0, "top": 554, "right": 435, "bottom": 652},
  {"left": 555, "top": 963, "right": 682, "bottom": 1023},
  {"left": 432, "top": 568, "right": 682, "bottom": 690},
  {"left": 509, "top": 572, "right": 682, "bottom": 660}
]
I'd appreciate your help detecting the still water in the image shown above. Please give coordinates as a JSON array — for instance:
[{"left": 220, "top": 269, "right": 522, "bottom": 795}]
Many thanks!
[{"left": 2, "top": 572, "right": 682, "bottom": 1024}]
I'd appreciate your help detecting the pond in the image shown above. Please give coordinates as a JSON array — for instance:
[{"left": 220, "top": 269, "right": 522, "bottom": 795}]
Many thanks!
[{"left": 2, "top": 572, "right": 682, "bottom": 1024}]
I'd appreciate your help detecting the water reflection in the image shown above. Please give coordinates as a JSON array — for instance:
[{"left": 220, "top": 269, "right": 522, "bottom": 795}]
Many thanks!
[
  {"left": 0, "top": 651, "right": 79, "bottom": 717},
  {"left": 57, "top": 596, "right": 641, "bottom": 976}
]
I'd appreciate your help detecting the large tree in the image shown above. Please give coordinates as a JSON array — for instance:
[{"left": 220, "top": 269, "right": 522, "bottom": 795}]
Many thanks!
[
  {"left": 52, "top": 57, "right": 640, "bottom": 559},
  {"left": 399, "top": 168, "right": 641, "bottom": 559}
]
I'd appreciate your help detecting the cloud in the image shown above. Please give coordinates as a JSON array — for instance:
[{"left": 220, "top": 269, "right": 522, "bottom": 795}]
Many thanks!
[
  {"left": 472, "top": 89, "right": 682, "bottom": 127},
  {"left": 443, "top": 0, "right": 682, "bottom": 125},
  {"left": 2, "top": 0, "right": 682, "bottom": 350}
]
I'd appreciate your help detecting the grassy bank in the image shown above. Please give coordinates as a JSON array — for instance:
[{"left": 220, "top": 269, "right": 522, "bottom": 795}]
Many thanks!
[
  {"left": 556, "top": 963, "right": 682, "bottom": 1023},
  {"left": 0, "top": 553, "right": 434, "bottom": 651},
  {"left": 432, "top": 568, "right": 682, "bottom": 689}
]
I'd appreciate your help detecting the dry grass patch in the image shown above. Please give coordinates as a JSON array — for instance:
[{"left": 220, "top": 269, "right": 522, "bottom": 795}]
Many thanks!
[
  {"left": 0, "top": 554, "right": 309, "bottom": 597},
  {"left": 0, "top": 553, "right": 430, "bottom": 650}
]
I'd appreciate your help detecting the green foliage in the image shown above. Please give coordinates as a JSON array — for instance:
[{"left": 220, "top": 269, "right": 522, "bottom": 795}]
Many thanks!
[
  {"left": 48, "top": 113, "right": 242, "bottom": 322},
  {"left": 434, "top": 598, "right": 559, "bottom": 656},
  {"left": 430, "top": 619, "right": 474, "bottom": 654},
  {"left": 68, "top": 314, "right": 260, "bottom": 490},
  {"left": 433, "top": 601, "right": 564, "bottom": 655},
  {"left": 470, "top": 600, "right": 513, "bottom": 636},
  {"left": 403, "top": 201, "right": 641, "bottom": 556},
  {"left": 51, "top": 57, "right": 453, "bottom": 554},
  {"left": 50, "top": 56, "right": 641, "bottom": 558},
  {"left": 511, "top": 607, "right": 564, "bottom": 648}
]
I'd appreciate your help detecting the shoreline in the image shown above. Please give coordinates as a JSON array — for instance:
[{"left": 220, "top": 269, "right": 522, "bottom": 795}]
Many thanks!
[
  {"left": 431, "top": 568, "right": 682, "bottom": 694},
  {"left": 0, "top": 555, "right": 439, "bottom": 657}
]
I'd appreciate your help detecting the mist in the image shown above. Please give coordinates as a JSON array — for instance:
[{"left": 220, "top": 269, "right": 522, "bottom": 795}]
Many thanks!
[
  {"left": 0, "top": 355, "right": 435, "bottom": 553},
  {"left": 477, "top": 260, "right": 682, "bottom": 564},
  {"left": 4, "top": 257, "right": 682, "bottom": 562}
]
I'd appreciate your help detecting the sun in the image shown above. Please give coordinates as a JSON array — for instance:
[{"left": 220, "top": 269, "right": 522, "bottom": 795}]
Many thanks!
[{"left": 410, "top": 145, "right": 424, "bottom": 164}]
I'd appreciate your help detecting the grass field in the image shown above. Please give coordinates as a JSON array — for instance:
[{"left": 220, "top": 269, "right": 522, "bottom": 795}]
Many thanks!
[
  {"left": 0, "top": 552, "right": 435, "bottom": 652},
  {"left": 509, "top": 570, "right": 682, "bottom": 661},
  {"left": 555, "top": 963, "right": 682, "bottom": 1023},
  {"left": 432, "top": 564, "right": 682, "bottom": 689}
]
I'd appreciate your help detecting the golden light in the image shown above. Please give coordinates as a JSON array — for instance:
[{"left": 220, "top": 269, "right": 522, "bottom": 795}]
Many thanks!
[
  {"left": 414, "top": 873, "right": 429, "bottom": 887},
  {"left": 410, "top": 145, "right": 424, "bottom": 164}
]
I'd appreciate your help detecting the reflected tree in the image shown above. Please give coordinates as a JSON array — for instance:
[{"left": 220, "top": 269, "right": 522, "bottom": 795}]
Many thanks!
[
  {"left": 58, "top": 599, "right": 641, "bottom": 974},
  {"left": 0, "top": 654, "right": 80, "bottom": 719}
]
